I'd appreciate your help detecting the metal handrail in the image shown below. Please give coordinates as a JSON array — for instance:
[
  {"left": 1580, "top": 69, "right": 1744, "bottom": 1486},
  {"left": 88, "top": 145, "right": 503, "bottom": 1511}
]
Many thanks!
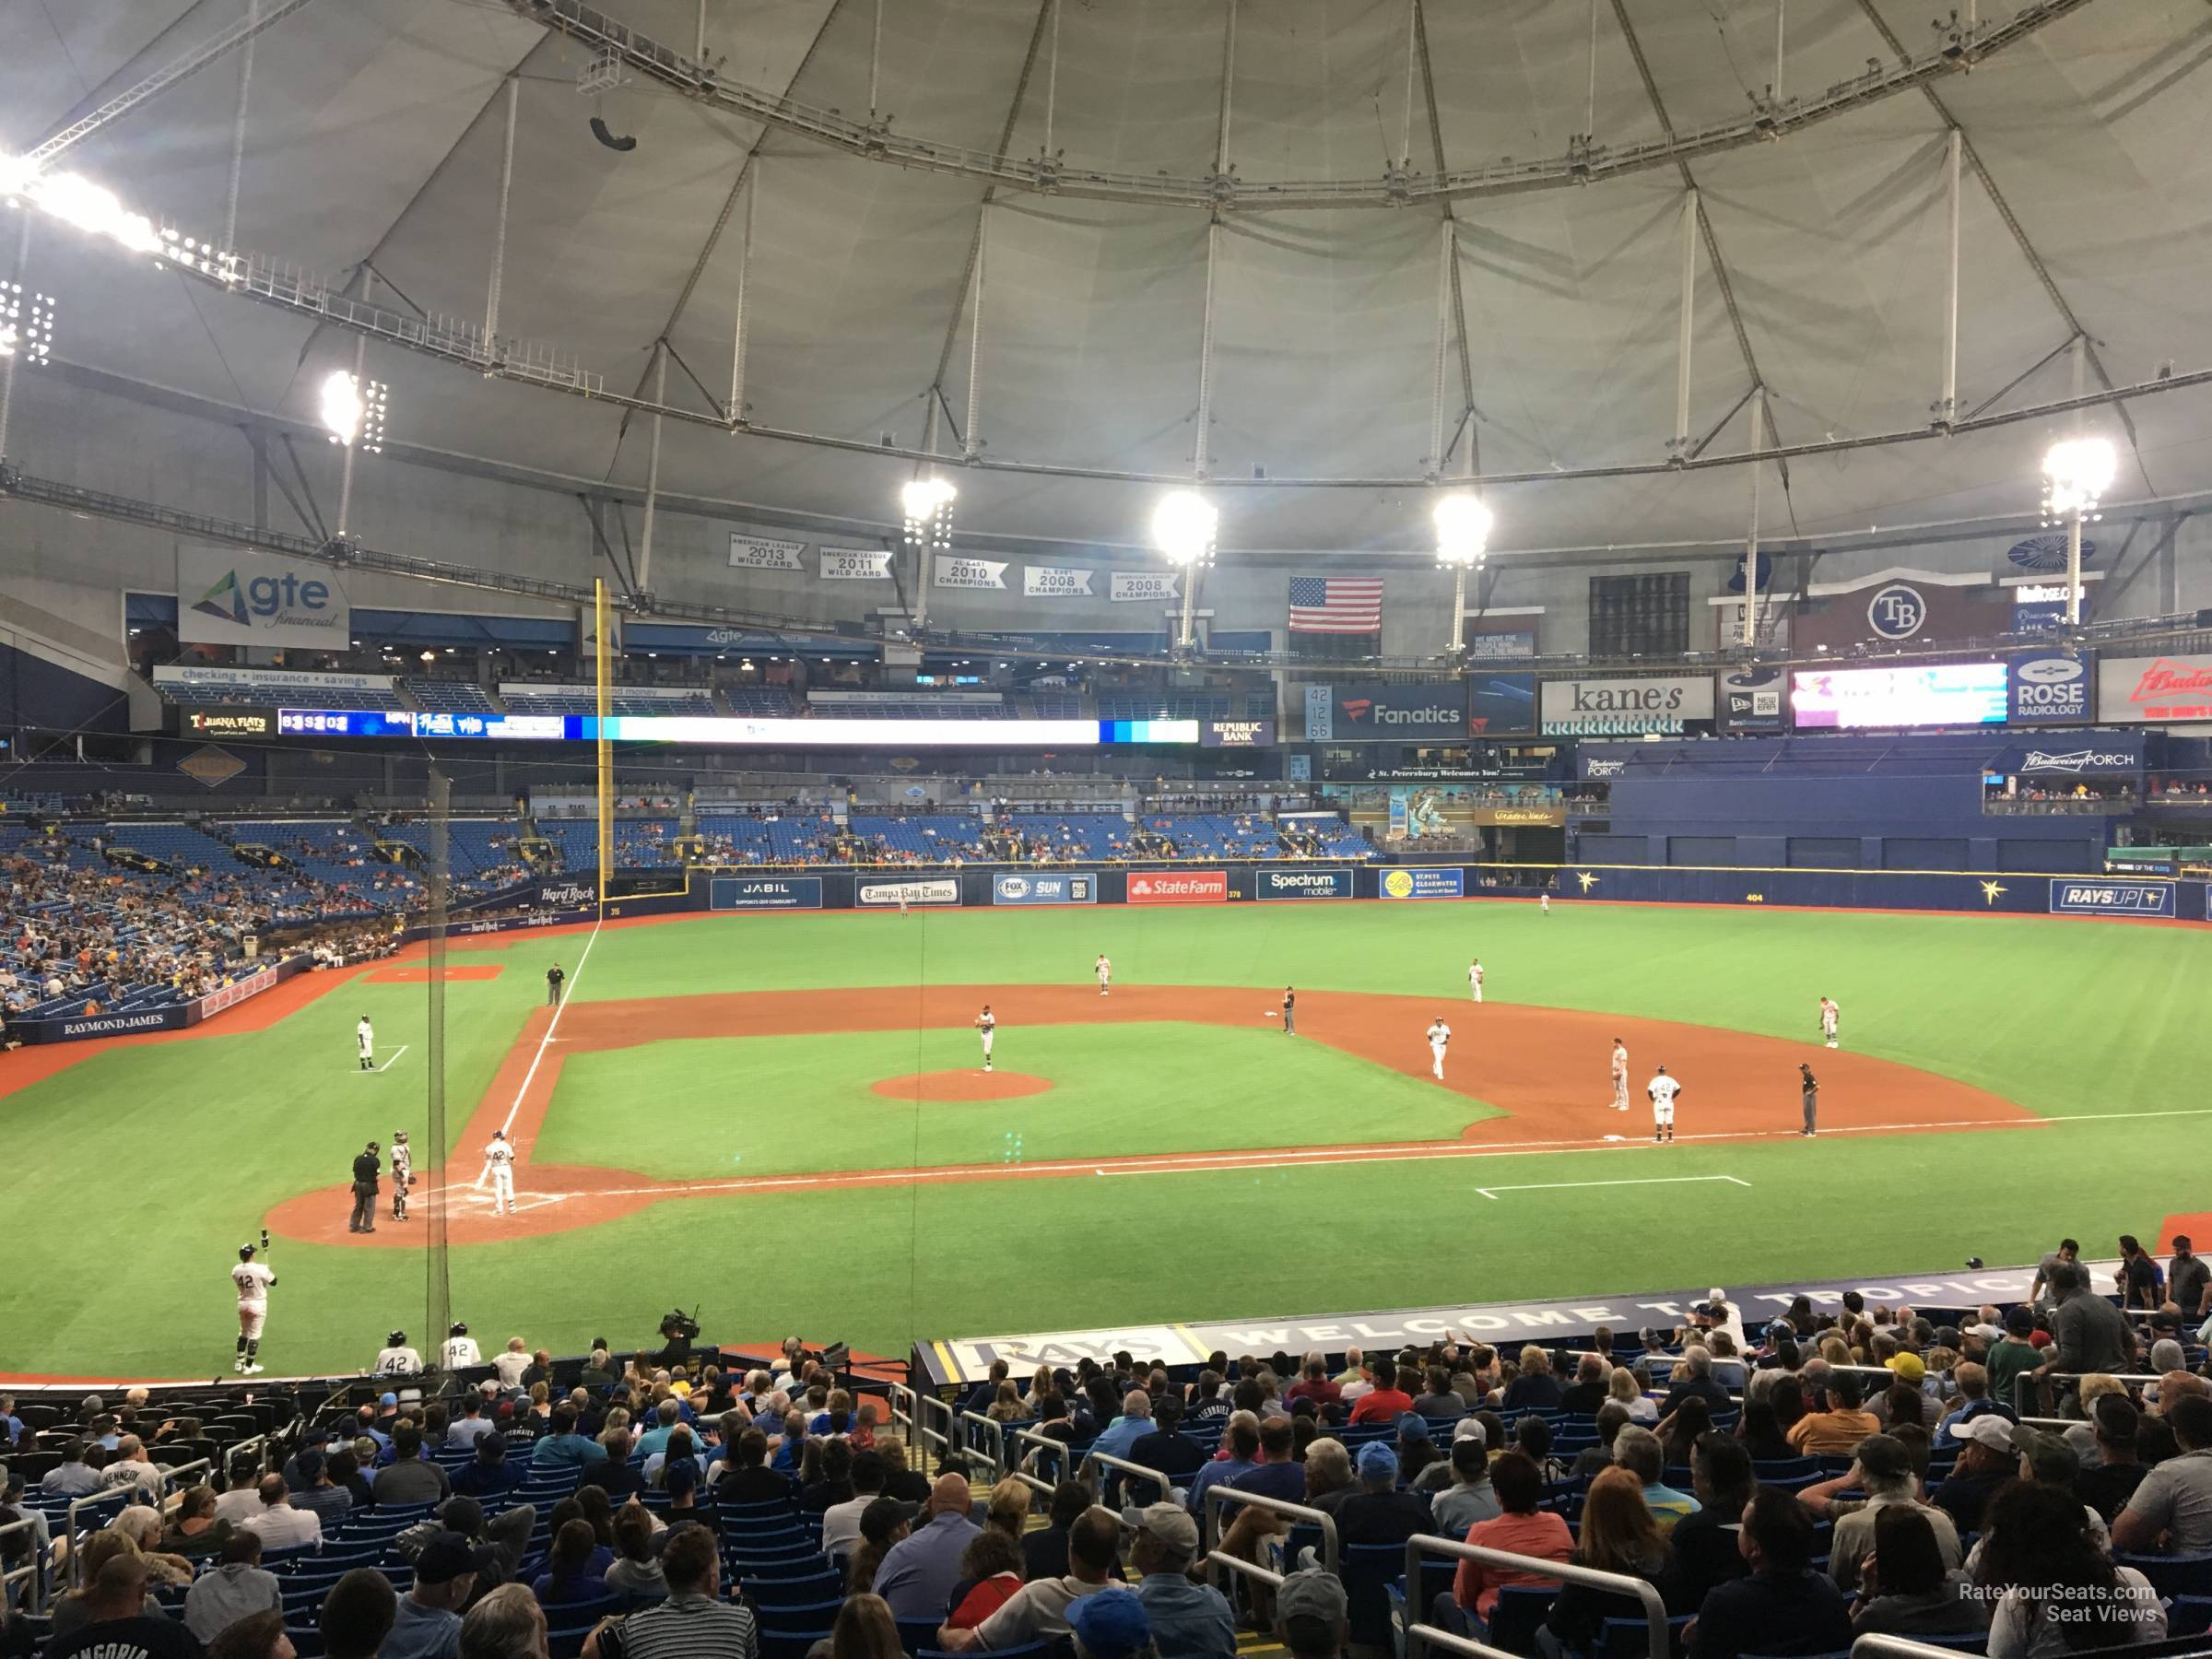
[
  {"left": 1403, "top": 1534, "right": 1670, "bottom": 1659},
  {"left": 0, "top": 1516, "right": 43, "bottom": 1615},
  {"left": 1007, "top": 1425, "right": 1090, "bottom": 1495},
  {"left": 955, "top": 1411, "right": 1007, "bottom": 1481},
  {"left": 157, "top": 1457, "right": 213, "bottom": 1506},
  {"left": 1199, "top": 1483, "right": 1340, "bottom": 1579},
  {"left": 1079, "top": 1449, "right": 1177, "bottom": 1506},
  {"left": 1853, "top": 1637, "right": 2004, "bottom": 1659},
  {"left": 64, "top": 1487, "right": 136, "bottom": 1587}
]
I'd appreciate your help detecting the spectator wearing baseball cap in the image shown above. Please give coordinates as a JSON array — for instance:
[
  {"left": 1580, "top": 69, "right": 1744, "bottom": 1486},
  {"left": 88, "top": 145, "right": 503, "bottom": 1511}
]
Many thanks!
[
  {"left": 2079, "top": 1395, "right": 2148, "bottom": 1525},
  {"left": 1929, "top": 1413, "right": 2023, "bottom": 1534},
  {"left": 1276, "top": 1569, "right": 1348, "bottom": 1659},
  {"left": 383, "top": 1531, "right": 495, "bottom": 1659},
  {"left": 1069, "top": 1587, "right": 1152, "bottom": 1659},
  {"left": 1123, "top": 1502, "right": 1234, "bottom": 1659},
  {"left": 1793, "top": 1434, "right": 1959, "bottom": 1594}
]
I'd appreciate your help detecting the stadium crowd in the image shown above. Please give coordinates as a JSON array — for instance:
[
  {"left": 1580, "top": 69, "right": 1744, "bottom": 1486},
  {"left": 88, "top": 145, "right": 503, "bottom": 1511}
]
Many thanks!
[{"left": 4, "top": 1246, "right": 2210, "bottom": 1659}]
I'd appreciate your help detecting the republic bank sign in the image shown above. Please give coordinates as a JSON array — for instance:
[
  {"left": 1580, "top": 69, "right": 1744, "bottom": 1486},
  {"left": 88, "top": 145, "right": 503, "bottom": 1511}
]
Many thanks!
[{"left": 1540, "top": 675, "right": 1715, "bottom": 736}]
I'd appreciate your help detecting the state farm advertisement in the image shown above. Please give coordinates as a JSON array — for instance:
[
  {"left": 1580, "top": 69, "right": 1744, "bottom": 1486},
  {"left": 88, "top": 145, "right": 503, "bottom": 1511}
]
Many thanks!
[
  {"left": 1126, "top": 870, "right": 1228, "bottom": 905},
  {"left": 2098, "top": 655, "right": 2212, "bottom": 724}
]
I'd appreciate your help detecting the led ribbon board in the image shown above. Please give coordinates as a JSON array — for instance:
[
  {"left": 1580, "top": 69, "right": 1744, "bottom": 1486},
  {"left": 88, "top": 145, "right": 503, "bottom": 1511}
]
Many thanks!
[{"left": 276, "top": 712, "right": 1203, "bottom": 746}]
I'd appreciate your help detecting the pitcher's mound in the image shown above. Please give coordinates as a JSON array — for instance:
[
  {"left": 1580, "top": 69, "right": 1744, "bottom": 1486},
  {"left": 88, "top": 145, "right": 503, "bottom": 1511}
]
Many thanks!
[{"left": 872, "top": 1070, "right": 1053, "bottom": 1101}]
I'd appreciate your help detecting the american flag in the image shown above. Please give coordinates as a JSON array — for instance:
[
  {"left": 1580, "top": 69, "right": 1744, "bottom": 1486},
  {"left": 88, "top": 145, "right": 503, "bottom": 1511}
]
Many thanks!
[{"left": 1288, "top": 574, "right": 1384, "bottom": 634}]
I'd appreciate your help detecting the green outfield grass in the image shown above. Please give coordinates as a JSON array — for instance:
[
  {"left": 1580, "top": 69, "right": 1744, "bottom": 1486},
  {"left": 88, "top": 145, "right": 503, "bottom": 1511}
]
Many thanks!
[
  {"left": 0, "top": 900, "right": 2199, "bottom": 1378},
  {"left": 534, "top": 1024, "right": 1500, "bottom": 1180}
]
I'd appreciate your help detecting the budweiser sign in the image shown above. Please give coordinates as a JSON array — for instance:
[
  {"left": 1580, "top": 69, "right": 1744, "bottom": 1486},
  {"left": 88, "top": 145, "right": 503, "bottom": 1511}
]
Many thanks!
[
  {"left": 1126, "top": 869, "right": 1228, "bottom": 905},
  {"left": 2098, "top": 654, "right": 2212, "bottom": 724}
]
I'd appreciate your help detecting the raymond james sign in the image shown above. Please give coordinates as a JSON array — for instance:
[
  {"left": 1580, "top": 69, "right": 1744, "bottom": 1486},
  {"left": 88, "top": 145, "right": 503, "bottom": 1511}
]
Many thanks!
[{"left": 1542, "top": 677, "right": 1713, "bottom": 735}]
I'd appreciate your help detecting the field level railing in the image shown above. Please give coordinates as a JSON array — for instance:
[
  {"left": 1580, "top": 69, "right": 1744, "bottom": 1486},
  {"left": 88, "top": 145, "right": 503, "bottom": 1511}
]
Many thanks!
[{"left": 1199, "top": 1485, "right": 1339, "bottom": 1581}]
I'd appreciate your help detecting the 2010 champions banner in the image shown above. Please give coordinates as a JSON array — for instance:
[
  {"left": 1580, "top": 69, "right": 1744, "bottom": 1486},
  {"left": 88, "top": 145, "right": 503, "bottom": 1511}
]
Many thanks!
[
  {"left": 934, "top": 559, "right": 1007, "bottom": 591},
  {"left": 993, "top": 873, "right": 1098, "bottom": 905}
]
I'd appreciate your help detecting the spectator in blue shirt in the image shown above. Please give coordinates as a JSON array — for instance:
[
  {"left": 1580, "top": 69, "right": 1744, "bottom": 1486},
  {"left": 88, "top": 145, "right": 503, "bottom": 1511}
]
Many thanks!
[
  {"left": 1185, "top": 1414, "right": 1261, "bottom": 1521},
  {"left": 633, "top": 1399, "right": 681, "bottom": 1458},
  {"left": 873, "top": 1473, "right": 982, "bottom": 1620},
  {"left": 0, "top": 1395, "right": 22, "bottom": 1447},
  {"left": 453, "top": 1436, "right": 526, "bottom": 1498},
  {"left": 1226, "top": 1418, "right": 1305, "bottom": 1506},
  {"left": 529, "top": 1405, "right": 606, "bottom": 1471},
  {"left": 1124, "top": 1502, "right": 1236, "bottom": 1659}
]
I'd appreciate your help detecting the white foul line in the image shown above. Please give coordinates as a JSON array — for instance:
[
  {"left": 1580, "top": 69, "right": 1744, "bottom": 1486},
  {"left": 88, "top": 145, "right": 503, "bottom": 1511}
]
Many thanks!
[
  {"left": 472, "top": 915, "right": 605, "bottom": 1190},
  {"left": 1475, "top": 1174, "right": 1752, "bottom": 1201},
  {"left": 367, "top": 1044, "right": 409, "bottom": 1074}
]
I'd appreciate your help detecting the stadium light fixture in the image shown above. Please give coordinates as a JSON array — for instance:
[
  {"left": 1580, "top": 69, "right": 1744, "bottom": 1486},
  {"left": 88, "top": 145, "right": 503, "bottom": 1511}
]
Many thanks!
[
  {"left": 1151, "top": 489, "right": 1218, "bottom": 652},
  {"left": 900, "top": 474, "right": 957, "bottom": 550},
  {"left": 318, "top": 369, "right": 388, "bottom": 453},
  {"left": 2041, "top": 435, "right": 2116, "bottom": 625},
  {"left": 1432, "top": 490, "right": 1494, "bottom": 655},
  {"left": 0, "top": 283, "right": 54, "bottom": 368},
  {"left": 0, "top": 155, "right": 163, "bottom": 256}
]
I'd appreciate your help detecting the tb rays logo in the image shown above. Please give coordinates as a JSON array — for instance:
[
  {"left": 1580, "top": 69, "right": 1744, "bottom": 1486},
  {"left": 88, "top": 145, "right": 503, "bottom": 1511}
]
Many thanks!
[{"left": 1865, "top": 583, "right": 1926, "bottom": 641}]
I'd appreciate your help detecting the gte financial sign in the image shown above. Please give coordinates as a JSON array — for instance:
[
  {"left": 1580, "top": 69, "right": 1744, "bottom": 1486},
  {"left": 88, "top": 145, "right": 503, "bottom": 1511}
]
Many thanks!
[{"left": 1541, "top": 676, "right": 1715, "bottom": 736}]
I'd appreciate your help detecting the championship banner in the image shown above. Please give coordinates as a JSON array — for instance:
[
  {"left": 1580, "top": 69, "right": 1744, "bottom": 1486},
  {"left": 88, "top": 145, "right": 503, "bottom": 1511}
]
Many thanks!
[
  {"left": 1382, "top": 868, "right": 1465, "bottom": 900},
  {"left": 2048, "top": 879, "right": 2174, "bottom": 918},
  {"left": 1256, "top": 867, "right": 1352, "bottom": 900},
  {"left": 1110, "top": 571, "right": 1179, "bottom": 603},
  {"left": 819, "top": 548, "right": 893, "bottom": 581},
  {"left": 1126, "top": 869, "right": 1226, "bottom": 905},
  {"left": 1024, "top": 566, "right": 1094, "bottom": 598},
  {"left": 1541, "top": 676, "right": 1713, "bottom": 736},
  {"left": 857, "top": 877, "right": 960, "bottom": 907},
  {"left": 729, "top": 534, "right": 806, "bottom": 571},
  {"left": 993, "top": 872, "right": 1098, "bottom": 906},
  {"left": 710, "top": 875, "right": 823, "bottom": 911},
  {"left": 177, "top": 545, "right": 350, "bottom": 649},
  {"left": 934, "top": 558, "right": 1007, "bottom": 591}
]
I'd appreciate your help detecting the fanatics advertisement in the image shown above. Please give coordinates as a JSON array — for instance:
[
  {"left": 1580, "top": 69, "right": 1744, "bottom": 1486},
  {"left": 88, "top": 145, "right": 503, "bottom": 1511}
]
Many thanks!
[
  {"left": 1541, "top": 676, "right": 1713, "bottom": 736},
  {"left": 1125, "top": 869, "right": 1228, "bottom": 905},
  {"left": 992, "top": 872, "right": 1098, "bottom": 906},
  {"left": 1256, "top": 867, "right": 1353, "bottom": 900},
  {"left": 2097, "top": 655, "right": 2212, "bottom": 724},
  {"left": 1024, "top": 565, "right": 1094, "bottom": 597},
  {"left": 857, "top": 878, "right": 960, "bottom": 908},
  {"left": 1791, "top": 663, "right": 2007, "bottom": 729},
  {"left": 709, "top": 875, "right": 824, "bottom": 911},
  {"left": 2048, "top": 879, "right": 2175, "bottom": 918},
  {"left": 727, "top": 534, "right": 806, "bottom": 571},
  {"left": 1717, "top": 667, "right": 1787, "bottom": 734},
  {"left": 176, "top": 546, "right": 351, "bottom": 649},
  {"left": 2007, "top": 653, "right": 2092, "bottom": 724},
  {"left": 1300, "top": 682, "right": 1470, "bottom": 743},
  {"left": 1382, "top": 867, "right": 1466, "bottom": 900}
]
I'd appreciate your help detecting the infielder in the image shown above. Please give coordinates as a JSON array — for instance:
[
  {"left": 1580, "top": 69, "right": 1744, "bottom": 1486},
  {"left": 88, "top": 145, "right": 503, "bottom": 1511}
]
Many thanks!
[
  {"left": 389, "top": 1130, "right": 413, "bottom": 1222},
  {"left": 1609, "top": 1038, "right": 1630, "bottom": 1111},
  {"left": 1648, "top": 1065, "right": 1681, "bottom": 1143},
  {"left": 1818, "top": 995, "right": 1840, "bottom": 1049},
  {"left": 441, "top": 1321, "right": 482, "bottom": 1371},
  {"left": 1095, "top": 954, "right": 1112, "bottom": 996},
  {"left": 484, "top": 1129, "right": 517, "bottom": 1215},
  {"left": 1427, "top": 1017, "right": 1452, "bottom": 1082},
  {"left": 975, "top": 1005, "right": 996, "bottom": 1073},
  {"left": 357, "top": 1015, "right": 374, "bottom": 1071},
  {"left": 1467, "top": 959, "right": 1484, "bottom": 1004},
  {"left": 230, "top": 1241, "right": 274, "bottom": 1375},
  {"left": 1799, "top": 1063, "right": 1819, "bottom": 1136}
]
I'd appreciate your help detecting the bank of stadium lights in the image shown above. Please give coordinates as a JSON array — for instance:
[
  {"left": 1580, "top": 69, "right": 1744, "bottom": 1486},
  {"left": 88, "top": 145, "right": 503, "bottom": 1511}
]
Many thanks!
[
  {"left": 900, "top": 475, "right": 957, "bottom": 550},
  {"left": 1151, "top": 489, "right": 1218, "bottom": 653},
  {"left": 319, "top": 369, "right": 388, "bottom": 453},
  {"left": 0, "top": 284, "right": 54, "bottom": 367},
  {"left": 2041, "top": 435, "right": 2117, "bottom": 627},
  {"left": 1433, "top": 491, "right": 1494, "bottom": 656}
]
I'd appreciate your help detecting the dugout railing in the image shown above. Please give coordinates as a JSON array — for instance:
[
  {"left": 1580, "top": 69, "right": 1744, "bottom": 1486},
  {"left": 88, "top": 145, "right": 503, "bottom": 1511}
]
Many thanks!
[{"left": 1402, "top": 1535, "right": 1669, "bottom": 1659}]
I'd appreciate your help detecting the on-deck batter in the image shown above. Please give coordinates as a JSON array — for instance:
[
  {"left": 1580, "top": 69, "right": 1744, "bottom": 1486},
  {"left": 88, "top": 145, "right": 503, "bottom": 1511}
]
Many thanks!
[{"left": 230, "top": 1244, "right": 274, "bottom": 1375}]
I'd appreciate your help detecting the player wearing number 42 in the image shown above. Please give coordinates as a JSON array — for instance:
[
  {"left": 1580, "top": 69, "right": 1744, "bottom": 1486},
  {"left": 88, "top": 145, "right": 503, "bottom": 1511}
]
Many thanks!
[{"left": 229, "top": 1243, "right": 274, "bottom": 1374}]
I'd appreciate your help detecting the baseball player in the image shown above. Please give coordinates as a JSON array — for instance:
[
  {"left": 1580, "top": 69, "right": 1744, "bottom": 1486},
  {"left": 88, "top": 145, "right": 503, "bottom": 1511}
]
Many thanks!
[
  {"left": 484, "top": 1129, "right": 517, "bottom": 1215},
  {"left": 1610, "top": 1038, "right": 1630, "bottom": 1111},
  {"left": 1540, "top": 892, "right": 1551, "bottom": 915},
  {"left": 389, "top": 1129, "right": 413, "bottom": 1222},
  {"left": 1095, "top": 954, "right": 1112, "bottom": 996},
  {"left": 1427, "top": 1017, "right": 1452, "bottom": 1082},
  {"left": 375, "top": 1330, "right": 423, "bottom": 1376},
  {"left": 357, "top": 1015, "right": 374, "bottom": 1071},
  {"left": 1818, "top": 996, "right": 1840, "bottom": 1049},
  {"left": 1281, "top": 987, "right": 1296, "bottom": 1036},
  {"left": 974, "top": 1005, "right": 996, "bottom": 1072},
  {"left": 441, "top": 1322, "right": 482, "bottom": 1371},
  {"left": 1799, "top": 1063, "right": 1819, "bottom": 1136},
  {"left": 1648, "top": 1065, "right": 1682, "bottom": 1143},
  {"left": 230, "top": 1241, "right": 275, "bottom": 1375},
  {"left": 1467, "top": 959, "right": 1484, "bottom": 1004}
]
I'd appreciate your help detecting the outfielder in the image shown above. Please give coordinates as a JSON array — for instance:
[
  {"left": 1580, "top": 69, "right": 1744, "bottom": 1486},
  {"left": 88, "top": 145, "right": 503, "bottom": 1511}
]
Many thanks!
[
  {"left": 975, "top": 1005, "right": 996, "bottom": 1072},
  {"left": 230, "top": 1241, "right": 275, "bottom": 1375},
  {"left": 1818, "top": 996, "right": 1840, "bottom": 1049},
  {"left": 484, "top": 1129, "right": 517, "bottom": 1215},
  {"left": 1095, "top": 954, "right": 1112, "bottom": 996},
  {"left": 1427, "top": 1017, "right": 1452, "bottom": 1082},
  {"left": 1467, "top": 959, "right": 1484, "bottom": 1004},
  {"left": 357, "top": 1015, "right": 374, "bottom": 1071},
  {"left": 1648, "top": 1065, "right": 1682, "bottom": 1144},
  {"left": 389, "top": 1130, "right": 413, "bottom": 1222},
  {"left": 1610, "top": 1038, "right": 1630, "bottom": 1111},
  {"left": 1540, "top": 892, "right": 1551, "bottom": 915}
]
